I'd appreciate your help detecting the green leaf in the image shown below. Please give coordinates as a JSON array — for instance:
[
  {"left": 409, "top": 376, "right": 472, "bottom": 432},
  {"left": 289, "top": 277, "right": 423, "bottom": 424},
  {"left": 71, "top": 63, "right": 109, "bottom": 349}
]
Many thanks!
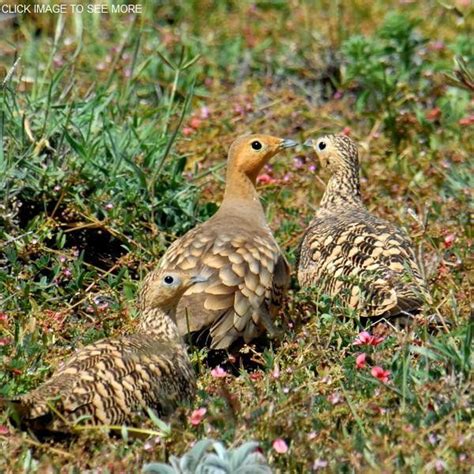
[{"left": 146, "top": 408, "right": 171, "bottom": 436}]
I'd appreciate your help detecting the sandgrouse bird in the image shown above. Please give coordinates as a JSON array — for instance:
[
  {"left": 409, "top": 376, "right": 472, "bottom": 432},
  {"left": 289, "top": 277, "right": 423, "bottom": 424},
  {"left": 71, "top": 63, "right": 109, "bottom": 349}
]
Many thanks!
[
  {"left": 7, "top": 269, "right": 206, "bottom": 433},
  {"left": 159, "top": 134, "right": 297, "bottom": 350},
  {"left": 298, "top": 134, "right": 429, "bottom": 322}
]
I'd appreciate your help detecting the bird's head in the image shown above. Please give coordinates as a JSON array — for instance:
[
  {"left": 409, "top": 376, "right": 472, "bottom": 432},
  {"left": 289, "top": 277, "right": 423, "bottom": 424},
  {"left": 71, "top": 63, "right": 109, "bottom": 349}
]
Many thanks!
[
  {"left": 228, "top": 134, "right": 297, "bottom": 183},
  {"left": 304, "top": 134, "right": 358, "bottom": 173},
  {"left": 140, "top": 269, "right": 208, "bottom": 312}
]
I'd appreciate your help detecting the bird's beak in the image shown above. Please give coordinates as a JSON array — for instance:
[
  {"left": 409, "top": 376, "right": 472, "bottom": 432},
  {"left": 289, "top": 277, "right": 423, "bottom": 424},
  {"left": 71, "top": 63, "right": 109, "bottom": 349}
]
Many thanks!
[
  {"left": 304, "top": 138, "right": 315, "bottom": 148},
  {"left": 190, "top": 275, "right": 208, "bottom": 285},
  {"left": 279, "top": 138, "right": 298, "bottom": 149}
]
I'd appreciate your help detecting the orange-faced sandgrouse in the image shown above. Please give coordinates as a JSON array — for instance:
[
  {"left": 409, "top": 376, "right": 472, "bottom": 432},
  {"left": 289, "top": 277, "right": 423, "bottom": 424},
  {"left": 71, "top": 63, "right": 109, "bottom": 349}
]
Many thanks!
[
  {"left": 7, "top": 269, "right": 206, "bottom": 433},
  {"left": 298, "top": 134, "right": 430, "bottom": 322},
  {"left": 159, "top": 134, "right": 297, "bottom": 350}
]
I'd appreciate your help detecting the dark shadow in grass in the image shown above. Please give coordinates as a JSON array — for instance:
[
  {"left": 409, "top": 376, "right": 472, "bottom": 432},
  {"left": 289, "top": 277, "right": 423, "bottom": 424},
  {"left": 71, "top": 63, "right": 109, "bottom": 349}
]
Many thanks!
[
  {"left": 62, "top": 227, "right": 127, "bottom": 270},
  {"left": 186, "top": 329, "right": 278, "bottom": 376}
]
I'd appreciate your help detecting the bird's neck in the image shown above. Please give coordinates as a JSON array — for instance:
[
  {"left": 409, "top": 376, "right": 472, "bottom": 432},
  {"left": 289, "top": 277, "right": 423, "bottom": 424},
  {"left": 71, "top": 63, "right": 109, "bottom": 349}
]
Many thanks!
[
  {"left": 221, "top": 169, "right": 266, "bottom": 217},
  {"left": 320, "top": 166, "right": 363, "bottom": 210},
  {"left": 137, "top": 307, "right": 182, "bottom": 344}
]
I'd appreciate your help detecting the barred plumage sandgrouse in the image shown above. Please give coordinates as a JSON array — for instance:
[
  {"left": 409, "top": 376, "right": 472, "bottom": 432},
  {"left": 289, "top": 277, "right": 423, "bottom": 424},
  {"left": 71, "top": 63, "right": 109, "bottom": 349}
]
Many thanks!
[
  {"left": 298, "top": 134, "right": 429, "bottom": 321},
  {"left": 7, "top": 269, "right": 206, "bottom": 433},
  {"left": 159, "top": 134, "right": 297, "bottom": 350}
]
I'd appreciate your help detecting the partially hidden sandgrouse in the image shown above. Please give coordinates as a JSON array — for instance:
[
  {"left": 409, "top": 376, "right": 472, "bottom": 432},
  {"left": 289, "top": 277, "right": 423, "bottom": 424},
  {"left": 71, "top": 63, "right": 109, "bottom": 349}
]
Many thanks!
[
  {"left": 298, "top": 134, "right": 430, "bottom": 322},
  {"left": 159, "top": 134, "right": 297, "bottom": 350},
  {"left": 7, "top": 269, "right": 206, "bottom": 433}
]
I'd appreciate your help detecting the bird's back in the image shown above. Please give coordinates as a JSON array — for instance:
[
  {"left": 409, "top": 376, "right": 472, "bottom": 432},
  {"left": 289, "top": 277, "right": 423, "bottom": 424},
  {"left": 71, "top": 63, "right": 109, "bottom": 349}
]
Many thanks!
[
  {"left": 11, "top": 334, "right": 195, "bottom": 433},
  {"left": 298, "top": 206, "right": 428, "bottom": 318},
  {"left": 160, "top": 204, "right": 289, "bottom": 349}
]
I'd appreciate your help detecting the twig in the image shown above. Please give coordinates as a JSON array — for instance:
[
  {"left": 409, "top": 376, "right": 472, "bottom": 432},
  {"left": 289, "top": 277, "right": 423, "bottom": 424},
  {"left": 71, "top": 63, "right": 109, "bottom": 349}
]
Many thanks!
[{"left": 2, "top": 56, "right": 21, "bottom": 87}]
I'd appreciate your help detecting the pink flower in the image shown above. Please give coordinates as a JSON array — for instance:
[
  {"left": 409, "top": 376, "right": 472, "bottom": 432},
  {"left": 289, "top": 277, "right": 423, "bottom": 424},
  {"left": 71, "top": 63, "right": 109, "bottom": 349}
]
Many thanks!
[
  {"left": 293, "top": 156, "right": 305, "bottom": 169},
  {"left": 233, "top": 104, "right": 244, "bottom": 115},
  {"left": 342, "top": 127, "right": 352, "bottom": 136},
  {"left": 426, "top": 107, "right": 442, "bottom": 121},
  {"left": 355, "top": 353, "right": 367, "bottom": 369},
  {"left": 371, "top": 366, "right": 390, "bottom": 383},
  {"left": 63, "top": 268, "right": 72, "bottom": 278},
  {"left": 353, "top": 331, "right": 385, "bottom": 347},
  {"left": 0, "top": 312, "right": 7, "bottom": 324},
  {"left": 105, "top": 203, "right": 114, "bottom": 210},
  {"left": 0, "top": 338, "right": 11, "bottom": 347},
  {"left": 443, "top": 233, "right": 456, "bottom": 248},
  {"left": 189, "top": 117, "right": 202, "bottom": 129},
  {"left": 257, "top": 173, "right": 277, "bottom": 185},
  {"left": 272, "top": 438, "right": 288, "bottom": 454},
  {"left": 53, "top": 55, "right": 64, "bottom": 68},
  {"left": 313, "top": 458, "right": 328, "bottom": 470},
  {"left": 144, "top": 436, "right": 161, "bottom": 451},
  {"left": 0, "top": 425, "right": 9, "bottom": 436},
  {"left": 428, "top": 40, "right": 445, "bottom": 51},
  {"left": 250, "top": 371, "right": 263, "bottom": 382},
  {"left": 211, "top": 366, "right": 227, "bottom": 378},
  {"left": 199, "top": 106, "right": 210, "bottom": 119},
  {"left": 353, "top": 331, "right": 371, "bottom": 345},
  {"left": 182, "top": 127, "right": 194, "bottom": 136},
  {"left": 459, "top": 115, "right": 474, "bottom": 126},
  {"left": 271, "top": 367, "right": 280, "bottom": 379},
  {"left": 327, "top": 392, "right": 343, "bottom": 405},
  {"left": 189, "top": 407, "right": 206, "bottom": 426},
  {"left": 368, "top": 403, "right": 386, "bottom": 415}
]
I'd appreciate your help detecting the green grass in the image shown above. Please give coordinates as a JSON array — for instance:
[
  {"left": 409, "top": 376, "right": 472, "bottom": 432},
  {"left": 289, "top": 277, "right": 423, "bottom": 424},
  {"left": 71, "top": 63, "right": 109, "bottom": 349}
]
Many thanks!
[{"left": 0, "top": 0, "right": 472, "bottom": 472}]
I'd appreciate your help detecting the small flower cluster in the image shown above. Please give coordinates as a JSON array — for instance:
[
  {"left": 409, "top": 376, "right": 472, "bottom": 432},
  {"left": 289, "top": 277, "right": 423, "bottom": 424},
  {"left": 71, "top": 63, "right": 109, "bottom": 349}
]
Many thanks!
[
  {"left": 256, "top": 155, "right": 317, "bottom": 186},
  {"left": 54, "top": 254, "right": 74, "bottom": 284},
  {"left": 94, "top": 46, "right": 135, "bottom": 79},
  {"left": 210, "top": 366, "right": 228, "bottom": 378},
  {"left": 39, "top": 309, "right": 66, "bottom": 333},
  {"left": 272, "top": 438, "right": 288, "bottom": 454},
  {"left": 353, "top": 331, "right": 385, "bottom": 347},
  {"left": 189, "top": 407, "right": 207, "bottom": 426},
  {"left": 183, "top": 106, "right": 211, "bottom": 136},
  {"left": 353, "top": 331, "right": 391, "bottom": 383},
  {"left": 187, "top": 366, "right": 231, "bottom": 428},
  {"left": 442, "top": 231, "right": 456, "bottom": 249}
]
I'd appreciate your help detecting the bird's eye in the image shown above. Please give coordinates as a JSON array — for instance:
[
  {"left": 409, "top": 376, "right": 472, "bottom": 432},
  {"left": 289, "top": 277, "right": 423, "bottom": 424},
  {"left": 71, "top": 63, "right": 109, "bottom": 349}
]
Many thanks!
[
  {"left": 318, "top": 141, "right": 327, "bottom": 151},
  {"left": 163, "top": 275, "right": 174, "bottom": 285},
  {"left": 251, "top": 140, "right": 262, "bottom": 150}
]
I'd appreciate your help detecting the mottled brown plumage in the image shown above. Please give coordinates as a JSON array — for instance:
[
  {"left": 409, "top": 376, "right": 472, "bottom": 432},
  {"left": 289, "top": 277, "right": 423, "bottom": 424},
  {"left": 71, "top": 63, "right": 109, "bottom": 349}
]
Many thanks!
[
  {"left": 298, "top": 134, "right": 430, "bottom": 320},
  {"left": 160, "top": 134, "right": 297, "bottom": 349},
  {"left": 9, "top": 270, "right": 205, "bottom": 433}
]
